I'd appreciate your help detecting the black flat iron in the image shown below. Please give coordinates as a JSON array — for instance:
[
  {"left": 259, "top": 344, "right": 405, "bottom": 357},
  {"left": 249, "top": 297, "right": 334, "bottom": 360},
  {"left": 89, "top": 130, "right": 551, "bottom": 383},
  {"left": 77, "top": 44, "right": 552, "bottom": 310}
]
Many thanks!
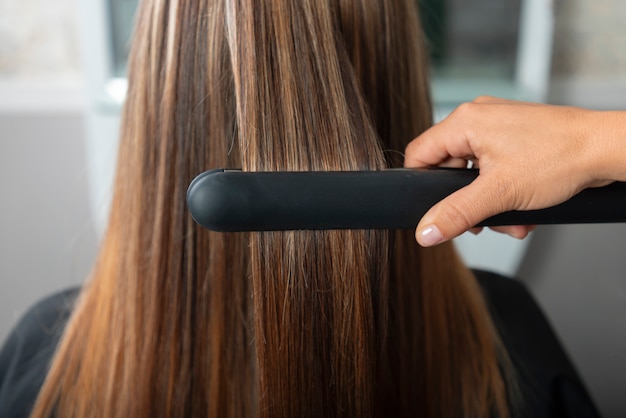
[{"left": 186, "top": 168, "right": 626, "bottom": 232}]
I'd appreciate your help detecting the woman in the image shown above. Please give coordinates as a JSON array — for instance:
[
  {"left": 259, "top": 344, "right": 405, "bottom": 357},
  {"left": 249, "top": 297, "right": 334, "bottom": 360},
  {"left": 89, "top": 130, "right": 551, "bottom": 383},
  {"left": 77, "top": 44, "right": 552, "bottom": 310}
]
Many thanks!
[{"left": 0, "top": 0, "right": 597, "bottom": 417}]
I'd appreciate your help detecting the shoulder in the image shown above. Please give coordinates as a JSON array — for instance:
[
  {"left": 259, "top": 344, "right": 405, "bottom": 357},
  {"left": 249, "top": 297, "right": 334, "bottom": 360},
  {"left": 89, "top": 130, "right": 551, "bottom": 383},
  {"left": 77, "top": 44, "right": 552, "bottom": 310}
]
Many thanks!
[
  {"left": 3, "top": 288, "right": 79, "bottom": 359},
  {"left": 474, "top": 269, "right": 576, "bottom": 371},
  {"left": 474, "top": 269, "right": 549, "bottom": 335},
  {"left": 0, "top": 287, "right": 80, "bottom": 418},
  {"left": 473, "top": 270, "right": 600, "bottom": 418}
]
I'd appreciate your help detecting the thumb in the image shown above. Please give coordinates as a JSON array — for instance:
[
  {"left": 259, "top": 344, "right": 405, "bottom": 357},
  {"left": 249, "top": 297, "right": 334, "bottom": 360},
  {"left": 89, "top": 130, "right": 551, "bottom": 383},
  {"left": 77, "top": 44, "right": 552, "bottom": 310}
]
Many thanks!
[{"left": 415, "top": 176, "right": 508, "bottom": 246}]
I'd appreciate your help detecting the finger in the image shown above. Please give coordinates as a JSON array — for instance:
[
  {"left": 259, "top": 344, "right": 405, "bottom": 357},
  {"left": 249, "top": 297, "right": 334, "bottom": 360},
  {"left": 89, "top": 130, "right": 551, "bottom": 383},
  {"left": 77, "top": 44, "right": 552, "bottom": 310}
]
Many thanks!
[
  {"left": 404, "top": 112, "right": 477, "bottom": 168},
  {"left": 469, "top": 227, "right": 483, "bottom": 235},
  {"left": 415, "top": 176, "right": 511, "bottom": 246},
  {"left": 438, "top": 157, "right": 470, "bottom": 169},
  {"left": 472, "top": 95, "right": 512, "bottom": 104},
  {"left": 472, "top": 96, "right": 540, "bottom": 106},
  {"left": 488, "top": 225, "right": 534, "bottom": 239}
]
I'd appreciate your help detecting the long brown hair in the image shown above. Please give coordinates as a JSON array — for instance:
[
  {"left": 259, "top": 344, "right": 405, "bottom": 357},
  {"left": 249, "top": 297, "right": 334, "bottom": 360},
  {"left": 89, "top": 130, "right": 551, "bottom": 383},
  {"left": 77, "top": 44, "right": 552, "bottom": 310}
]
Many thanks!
[{"left": 32, "top": 0, "right": 513, "bottom": 417}]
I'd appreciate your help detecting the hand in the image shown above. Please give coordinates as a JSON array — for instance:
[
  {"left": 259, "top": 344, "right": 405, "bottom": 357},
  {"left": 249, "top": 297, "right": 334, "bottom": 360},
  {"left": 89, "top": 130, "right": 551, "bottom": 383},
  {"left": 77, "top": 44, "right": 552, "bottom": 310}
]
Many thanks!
[{"left": 404, "top": 96, "right": 626, "bottom": 246}]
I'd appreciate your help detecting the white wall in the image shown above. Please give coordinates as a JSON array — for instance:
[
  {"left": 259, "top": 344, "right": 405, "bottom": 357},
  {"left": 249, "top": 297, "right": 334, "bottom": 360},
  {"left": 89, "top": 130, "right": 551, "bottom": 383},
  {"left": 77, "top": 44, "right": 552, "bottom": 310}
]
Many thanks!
[
  {"left": 0, "top": 110, "right": 97, "bottom": 343},
  {"left": 0, "top": 0, "right": 80, "bottom": 78},
  {"left": 0, "top": 0, "right": 92, "bottom": 343}
]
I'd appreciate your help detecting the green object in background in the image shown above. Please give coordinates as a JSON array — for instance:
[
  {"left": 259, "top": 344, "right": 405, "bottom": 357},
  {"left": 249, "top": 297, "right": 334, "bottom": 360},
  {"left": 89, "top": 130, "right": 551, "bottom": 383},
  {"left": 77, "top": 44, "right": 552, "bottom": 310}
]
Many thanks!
[
  {"left": 108, "top": 0, "right": 140, "bottom": 77},
  {"left": 418, "top": 0, "right": 447, "bottom": 67}
]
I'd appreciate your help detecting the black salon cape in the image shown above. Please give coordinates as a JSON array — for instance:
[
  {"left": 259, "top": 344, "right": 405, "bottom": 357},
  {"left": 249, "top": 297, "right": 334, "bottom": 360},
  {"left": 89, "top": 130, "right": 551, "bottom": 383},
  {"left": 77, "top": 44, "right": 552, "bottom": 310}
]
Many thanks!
[{"left": 0, "top": 271, "right": 601, "bottom": 418}]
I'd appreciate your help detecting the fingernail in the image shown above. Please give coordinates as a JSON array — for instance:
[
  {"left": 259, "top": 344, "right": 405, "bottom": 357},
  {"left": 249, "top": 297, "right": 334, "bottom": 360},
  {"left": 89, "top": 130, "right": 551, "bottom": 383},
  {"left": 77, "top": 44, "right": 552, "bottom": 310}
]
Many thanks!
[{"left": 417, "top": 225, "right": 444, "bottom": 247}]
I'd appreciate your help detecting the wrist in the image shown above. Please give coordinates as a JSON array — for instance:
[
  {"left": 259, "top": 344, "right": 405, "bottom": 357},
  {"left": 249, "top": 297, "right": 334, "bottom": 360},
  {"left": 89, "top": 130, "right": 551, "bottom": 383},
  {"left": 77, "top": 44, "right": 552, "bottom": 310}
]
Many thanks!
[{"left": 587, "top": 110, "right": 626, "bottom": 183}]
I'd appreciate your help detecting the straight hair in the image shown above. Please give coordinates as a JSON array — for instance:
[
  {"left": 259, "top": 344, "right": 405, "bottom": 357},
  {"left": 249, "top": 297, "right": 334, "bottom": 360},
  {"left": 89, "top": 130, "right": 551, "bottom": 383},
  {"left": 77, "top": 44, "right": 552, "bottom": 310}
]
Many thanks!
[{"left": 32, "top": 0, "right": 514, "bottom": 417}]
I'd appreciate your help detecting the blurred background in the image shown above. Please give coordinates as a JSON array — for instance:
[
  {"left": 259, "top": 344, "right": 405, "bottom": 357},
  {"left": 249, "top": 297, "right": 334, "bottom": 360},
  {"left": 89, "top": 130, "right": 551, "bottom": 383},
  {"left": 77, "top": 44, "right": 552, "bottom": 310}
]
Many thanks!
[{"left": 1, "top": 0, "right": 625, "bottom": 416}]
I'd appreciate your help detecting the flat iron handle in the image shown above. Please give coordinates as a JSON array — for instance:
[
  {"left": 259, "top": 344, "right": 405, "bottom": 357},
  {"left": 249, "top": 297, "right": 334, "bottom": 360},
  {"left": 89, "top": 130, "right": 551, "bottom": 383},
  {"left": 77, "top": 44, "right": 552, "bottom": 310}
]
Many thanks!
[{"left": 187, "top": 169, "right": 626, "bottom": 232}]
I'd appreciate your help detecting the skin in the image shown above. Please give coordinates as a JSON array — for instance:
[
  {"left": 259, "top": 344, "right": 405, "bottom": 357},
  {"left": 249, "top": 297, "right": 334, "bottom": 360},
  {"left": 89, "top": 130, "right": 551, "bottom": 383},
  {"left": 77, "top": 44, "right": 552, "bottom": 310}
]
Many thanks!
[{"left": 404, "top": 96, "right": 626, "bottom": 247}]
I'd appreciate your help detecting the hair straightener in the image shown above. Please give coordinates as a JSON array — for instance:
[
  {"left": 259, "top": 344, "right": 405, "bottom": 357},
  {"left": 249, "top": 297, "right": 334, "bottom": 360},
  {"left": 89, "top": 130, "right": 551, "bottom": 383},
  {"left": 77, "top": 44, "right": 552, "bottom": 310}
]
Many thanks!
[{"left": 186, "top": 168, "right": 626, "bottom": 232}]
